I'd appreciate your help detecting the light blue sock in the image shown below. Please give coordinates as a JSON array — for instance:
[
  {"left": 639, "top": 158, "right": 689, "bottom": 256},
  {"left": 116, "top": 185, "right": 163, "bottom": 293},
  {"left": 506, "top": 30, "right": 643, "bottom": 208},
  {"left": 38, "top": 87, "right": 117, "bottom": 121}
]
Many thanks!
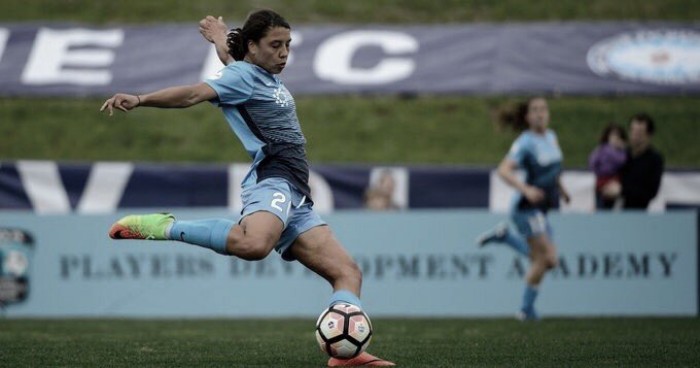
[
  {"left": 503, "top": 230, "right": 530, "bottom": 257},
  {"left": 521, "top": 285, "right": 539, "bottom": 313},
  {"left": 168, "top": 219, "right": 234, "bottom": 255},
  {"left": 328, "top": 290, "right": 362, "bottom": 308}
]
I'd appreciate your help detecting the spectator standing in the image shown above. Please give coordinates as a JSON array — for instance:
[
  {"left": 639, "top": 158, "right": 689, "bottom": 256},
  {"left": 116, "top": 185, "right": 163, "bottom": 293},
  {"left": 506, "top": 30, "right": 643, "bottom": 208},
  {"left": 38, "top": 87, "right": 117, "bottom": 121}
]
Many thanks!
[
  {"left": 364, "top": 169, "right": 400, "bottom": 211},
  {"left": 619, "top": 113, "right": 664, "bottom": 209}
]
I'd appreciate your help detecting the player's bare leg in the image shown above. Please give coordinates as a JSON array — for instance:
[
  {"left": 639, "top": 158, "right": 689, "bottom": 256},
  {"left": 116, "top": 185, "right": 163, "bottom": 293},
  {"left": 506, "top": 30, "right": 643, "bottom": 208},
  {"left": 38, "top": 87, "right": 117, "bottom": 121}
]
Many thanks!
[
  {"left": 526, "top": 235, "right": 557, "bottom": 285},
  {"left": 291, "top": 226, "right": 395, "bottom": 367},
  {"left": 518, "top": 234, "right": 557, "bottom": 320},
  {"left": 109, "top": 211, "right": 283, "bottom": 259},
  {"left": 290, "top": 226, "right": 361, "bottom": 295},
  {"left": 223, "top": 211, "right": 283, "bottom": 260}
]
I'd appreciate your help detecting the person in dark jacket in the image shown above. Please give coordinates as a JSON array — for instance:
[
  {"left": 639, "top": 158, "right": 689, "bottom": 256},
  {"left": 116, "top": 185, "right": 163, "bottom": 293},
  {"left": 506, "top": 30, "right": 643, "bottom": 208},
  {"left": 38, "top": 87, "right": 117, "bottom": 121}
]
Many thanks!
[{"left": 616, "top": 113, "right": 664, "bottom": 210}]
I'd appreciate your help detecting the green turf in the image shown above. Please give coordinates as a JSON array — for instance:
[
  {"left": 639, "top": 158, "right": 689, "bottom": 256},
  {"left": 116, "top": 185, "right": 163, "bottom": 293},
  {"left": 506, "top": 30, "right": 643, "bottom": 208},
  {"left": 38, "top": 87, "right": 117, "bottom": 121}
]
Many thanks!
[
  {"left": 1, "top": 318, "right": 699, "bottom": 367},
  {"left": 0, "top": 0, "right": 696, "bottom": 24},
  {"left": 2, "top": 96, "right": 699, "bottom": 168}
]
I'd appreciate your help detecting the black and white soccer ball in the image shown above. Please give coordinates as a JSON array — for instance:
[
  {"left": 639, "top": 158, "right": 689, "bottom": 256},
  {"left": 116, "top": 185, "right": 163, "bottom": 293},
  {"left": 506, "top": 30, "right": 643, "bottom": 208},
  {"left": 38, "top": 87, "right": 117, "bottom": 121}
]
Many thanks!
[{"left": 315, "top": 303, "right": 373, "bottom": 359}]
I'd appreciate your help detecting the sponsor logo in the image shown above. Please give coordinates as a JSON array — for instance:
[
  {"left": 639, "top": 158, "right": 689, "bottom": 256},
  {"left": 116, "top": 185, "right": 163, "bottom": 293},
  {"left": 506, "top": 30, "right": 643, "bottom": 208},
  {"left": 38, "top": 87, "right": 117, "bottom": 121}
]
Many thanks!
[
  {"left": 0, "top": 228, "right": 34, "bottom": 307},
  {"left": 587, "top": 29, "right": 700, "bottom": 85}
]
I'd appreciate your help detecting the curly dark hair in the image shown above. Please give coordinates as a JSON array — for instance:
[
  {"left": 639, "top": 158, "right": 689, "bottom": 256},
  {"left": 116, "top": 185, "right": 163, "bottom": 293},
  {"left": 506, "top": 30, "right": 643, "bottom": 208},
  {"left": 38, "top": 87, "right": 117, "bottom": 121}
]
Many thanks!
[{"left": 226, "top": 9, "right": 290, "bottom": 61}]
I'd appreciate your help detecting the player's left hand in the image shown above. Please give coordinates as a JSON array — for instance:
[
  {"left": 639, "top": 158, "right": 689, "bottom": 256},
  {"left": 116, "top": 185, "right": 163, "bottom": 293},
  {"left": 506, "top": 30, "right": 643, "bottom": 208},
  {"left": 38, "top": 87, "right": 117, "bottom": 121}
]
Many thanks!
[
  {"left": 199, "top": 15, "right": 228, "bottom": 43},
  {"left": 100, "top": 93, "right": 139, "bottom": 116}
]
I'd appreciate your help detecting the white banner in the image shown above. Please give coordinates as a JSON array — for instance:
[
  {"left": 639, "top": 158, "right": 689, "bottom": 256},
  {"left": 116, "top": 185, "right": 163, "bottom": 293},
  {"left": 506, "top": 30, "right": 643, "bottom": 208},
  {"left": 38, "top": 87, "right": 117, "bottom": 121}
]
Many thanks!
[{"left": 489, "top": 171, "right": 700, "bottom": 213}]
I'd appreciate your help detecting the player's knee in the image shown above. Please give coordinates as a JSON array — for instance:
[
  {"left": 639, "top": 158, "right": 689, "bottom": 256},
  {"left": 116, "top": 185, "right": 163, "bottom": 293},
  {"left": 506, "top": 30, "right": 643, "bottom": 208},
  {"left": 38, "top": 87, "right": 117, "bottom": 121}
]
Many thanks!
[
  {"left": 531, "top": 251, "right": 557, "bottom": 271},
  {"left": 232, "top": 237, "right": 275, "bottom": 261},
  {"left": 531, "top": 239, "right": 557, "bottom": 270},
  {"left": 235, "top": 243, "right": 271, "bottom": 261},
  {"left": 544, "top": 255, "right": 558, "bottom": 270}
]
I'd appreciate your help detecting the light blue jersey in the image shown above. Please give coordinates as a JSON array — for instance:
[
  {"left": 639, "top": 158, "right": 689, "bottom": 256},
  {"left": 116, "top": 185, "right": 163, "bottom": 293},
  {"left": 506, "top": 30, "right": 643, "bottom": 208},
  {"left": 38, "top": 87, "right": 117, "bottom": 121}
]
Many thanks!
[
  {"left": 507, "top": 129, "right": 563, "bottom": 213},
  {"left": 205, "top": 61, "right": 310, "bottom": 198}
]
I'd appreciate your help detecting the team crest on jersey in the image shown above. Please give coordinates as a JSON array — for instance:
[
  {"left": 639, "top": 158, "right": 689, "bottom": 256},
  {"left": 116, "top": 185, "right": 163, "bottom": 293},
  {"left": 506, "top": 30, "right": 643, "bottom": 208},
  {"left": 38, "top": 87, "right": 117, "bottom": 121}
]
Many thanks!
[{"left": 272, "top": 86, "right": 292, "bottom": 107}]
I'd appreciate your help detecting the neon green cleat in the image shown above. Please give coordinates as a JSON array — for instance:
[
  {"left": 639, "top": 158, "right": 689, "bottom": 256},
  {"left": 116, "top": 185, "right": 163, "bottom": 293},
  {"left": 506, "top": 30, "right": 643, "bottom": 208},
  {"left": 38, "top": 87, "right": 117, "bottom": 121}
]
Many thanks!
[{"left": 108, "top": 213, "right": 175, "bottom": 240}]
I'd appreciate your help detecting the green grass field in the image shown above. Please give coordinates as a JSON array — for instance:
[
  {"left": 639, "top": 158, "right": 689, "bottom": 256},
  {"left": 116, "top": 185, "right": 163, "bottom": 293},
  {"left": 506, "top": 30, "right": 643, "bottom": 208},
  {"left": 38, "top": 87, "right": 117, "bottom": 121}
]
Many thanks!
[
  {"left": 2, "top": 96, "right": 699, "bottom": 168},
  {"left": 1, "top": 318, "right": 699, "bottom": 367}
]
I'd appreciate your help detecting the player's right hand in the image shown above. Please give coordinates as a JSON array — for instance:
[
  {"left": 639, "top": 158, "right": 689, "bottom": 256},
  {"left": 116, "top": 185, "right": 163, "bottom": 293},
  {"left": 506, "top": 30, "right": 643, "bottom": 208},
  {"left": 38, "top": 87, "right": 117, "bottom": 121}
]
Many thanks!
[
  {"left": 100, "top": 93, "right": 139, "bottom": 116},
  {"left": 199, "top": 15, "right": 228, "bottom": 43},
  {"left": 523, "top": 185, "right": 545, "bottom": 204}
]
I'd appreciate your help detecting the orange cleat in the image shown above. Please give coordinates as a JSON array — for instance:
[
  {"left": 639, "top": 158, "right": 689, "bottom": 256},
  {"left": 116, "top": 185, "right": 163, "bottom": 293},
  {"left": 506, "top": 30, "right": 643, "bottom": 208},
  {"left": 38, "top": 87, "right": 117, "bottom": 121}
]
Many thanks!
[{"left": 328, "top": 352, "right": 395, "bottom": 367}]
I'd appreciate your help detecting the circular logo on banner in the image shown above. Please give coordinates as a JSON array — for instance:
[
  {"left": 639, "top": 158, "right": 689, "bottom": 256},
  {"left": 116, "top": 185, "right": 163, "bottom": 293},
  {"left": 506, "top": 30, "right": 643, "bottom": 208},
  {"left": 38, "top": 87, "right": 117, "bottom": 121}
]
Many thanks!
[
  {"left": 0, "top": 228, "right": 34, "bottom": 307},
  {"left": 587, "top": 29, "right": 700, "bottom": 85}
]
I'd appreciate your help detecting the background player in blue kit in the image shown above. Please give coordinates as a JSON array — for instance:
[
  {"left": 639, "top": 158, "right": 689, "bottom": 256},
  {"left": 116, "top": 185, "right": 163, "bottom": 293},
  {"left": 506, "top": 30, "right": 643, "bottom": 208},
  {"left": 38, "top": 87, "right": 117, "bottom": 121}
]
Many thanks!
[
  {"left": 476, "top": 97, "right": 570, "bottom": 320},
  {"left": 100, "top": 9, "right": 393, "bottom": 367}
]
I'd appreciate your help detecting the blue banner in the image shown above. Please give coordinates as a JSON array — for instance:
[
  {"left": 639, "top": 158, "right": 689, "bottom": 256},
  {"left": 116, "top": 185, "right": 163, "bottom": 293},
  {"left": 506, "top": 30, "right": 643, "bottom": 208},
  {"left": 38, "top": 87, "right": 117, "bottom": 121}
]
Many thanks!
[
  {"left": 0, "top": 210, "right": 696, "bottom": 317},
  {"left": 3, "top": 161, "right": 700, "bottom": 213},
  {"left": 1, "top": 22, "right": 699, "bottom": 96}
]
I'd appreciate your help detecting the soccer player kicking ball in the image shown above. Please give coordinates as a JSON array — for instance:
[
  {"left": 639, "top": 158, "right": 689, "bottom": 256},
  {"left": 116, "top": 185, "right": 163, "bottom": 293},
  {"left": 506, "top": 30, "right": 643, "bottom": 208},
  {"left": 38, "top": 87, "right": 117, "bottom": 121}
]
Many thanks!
[{"left": 101, "top": 10, "right": 393, "bottom": 367}]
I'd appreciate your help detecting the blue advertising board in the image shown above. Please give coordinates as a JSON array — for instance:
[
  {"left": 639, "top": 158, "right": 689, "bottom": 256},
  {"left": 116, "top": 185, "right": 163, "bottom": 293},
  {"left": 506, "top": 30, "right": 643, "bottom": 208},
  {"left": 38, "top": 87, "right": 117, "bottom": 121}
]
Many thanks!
[{"left": 0, "top": 210, "right": 695, "bottom": 317}]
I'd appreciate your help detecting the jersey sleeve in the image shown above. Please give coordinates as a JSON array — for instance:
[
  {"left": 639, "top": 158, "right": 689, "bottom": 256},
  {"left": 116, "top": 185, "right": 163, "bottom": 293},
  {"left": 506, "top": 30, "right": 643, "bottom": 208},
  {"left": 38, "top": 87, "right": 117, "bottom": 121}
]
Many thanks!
[
  {"left": 204, "top": 63, "right": 255, "bottom": 106},
  {"left": 507, "top": 134, "right": 529, "bottom": 166}
]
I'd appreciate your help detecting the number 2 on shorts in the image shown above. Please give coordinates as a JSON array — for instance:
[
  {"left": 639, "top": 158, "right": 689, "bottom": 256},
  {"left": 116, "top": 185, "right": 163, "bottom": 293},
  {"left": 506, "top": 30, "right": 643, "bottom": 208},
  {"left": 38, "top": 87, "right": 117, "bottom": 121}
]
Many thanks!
[{"left": 270, "top": 192, "right": 287, "bottom": 212}]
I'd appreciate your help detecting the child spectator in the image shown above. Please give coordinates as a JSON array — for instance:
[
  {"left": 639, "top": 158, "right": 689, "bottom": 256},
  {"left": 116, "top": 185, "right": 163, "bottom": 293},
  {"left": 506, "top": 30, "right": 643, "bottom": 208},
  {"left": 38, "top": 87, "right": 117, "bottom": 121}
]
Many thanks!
[{"left": 589, "top": 123, "right": 628, "bottom": 209}]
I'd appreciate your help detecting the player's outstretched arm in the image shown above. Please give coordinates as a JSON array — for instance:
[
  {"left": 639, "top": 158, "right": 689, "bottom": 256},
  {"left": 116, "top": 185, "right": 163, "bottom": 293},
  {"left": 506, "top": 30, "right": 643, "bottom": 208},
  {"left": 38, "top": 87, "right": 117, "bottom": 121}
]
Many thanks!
[
  {"left": 100, "top": 83, "right": 217, "bottom": 116},
  {"left": 199, "top": 15, "right": 233, "bottom": 66},
  {"left": 100, "top": 93, "right": 139, "bottom": 116}
]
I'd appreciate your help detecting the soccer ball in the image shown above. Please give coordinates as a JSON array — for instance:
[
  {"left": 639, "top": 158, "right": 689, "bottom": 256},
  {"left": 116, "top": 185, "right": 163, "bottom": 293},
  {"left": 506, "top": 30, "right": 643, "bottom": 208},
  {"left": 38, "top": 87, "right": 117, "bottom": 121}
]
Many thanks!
[{"left": 315, "top": 303, "right": 373, "bottom": 359}]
